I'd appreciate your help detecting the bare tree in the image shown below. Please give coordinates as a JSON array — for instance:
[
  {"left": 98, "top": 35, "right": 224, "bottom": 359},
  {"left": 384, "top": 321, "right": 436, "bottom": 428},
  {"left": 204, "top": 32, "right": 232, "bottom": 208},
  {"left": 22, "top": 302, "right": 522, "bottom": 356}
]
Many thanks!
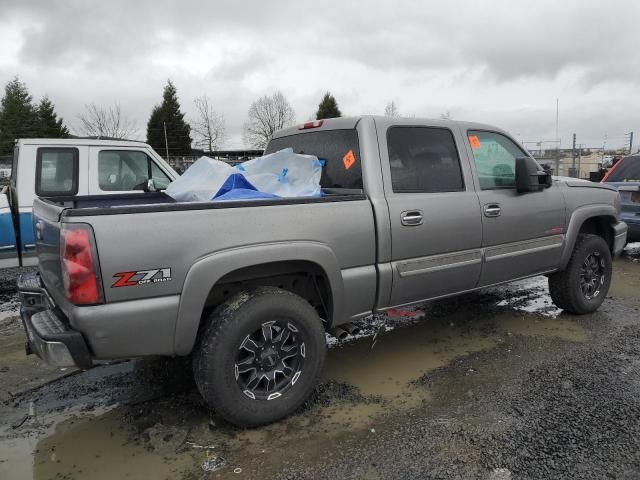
[
  {"left": 384, "top": 100, "right": 400, "bottom": 117},
  {"left": 244, "top": 91, "right": 295, "bottom": 148},
  {"left": 77, "top": 103, "right": 138, "bottom": 139},
  {"left": 191, "top": 95, "right": 225, "bottom": 152}
]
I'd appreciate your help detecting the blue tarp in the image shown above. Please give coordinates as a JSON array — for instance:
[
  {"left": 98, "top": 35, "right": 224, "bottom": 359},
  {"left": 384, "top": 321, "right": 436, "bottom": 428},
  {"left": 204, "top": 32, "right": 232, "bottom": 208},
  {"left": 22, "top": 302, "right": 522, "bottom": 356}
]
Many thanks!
[{"left": 212, "top": 172, "right": 280, "bottom": 201}]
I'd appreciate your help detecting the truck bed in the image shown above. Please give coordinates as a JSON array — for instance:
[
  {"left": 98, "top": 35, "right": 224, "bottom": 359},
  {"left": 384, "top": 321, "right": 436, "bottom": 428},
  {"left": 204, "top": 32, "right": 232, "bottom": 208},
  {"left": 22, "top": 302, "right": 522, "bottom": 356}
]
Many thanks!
[{"left": 44, "top": 190, "right": 367, "bottom": 216}]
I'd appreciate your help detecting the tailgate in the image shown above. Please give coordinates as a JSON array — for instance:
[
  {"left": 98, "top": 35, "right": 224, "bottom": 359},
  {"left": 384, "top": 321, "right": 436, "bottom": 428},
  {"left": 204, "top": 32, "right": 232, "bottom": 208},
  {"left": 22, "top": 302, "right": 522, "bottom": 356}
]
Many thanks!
[{"left": 32, "top": 197, "right": 67, "bottom": 296}]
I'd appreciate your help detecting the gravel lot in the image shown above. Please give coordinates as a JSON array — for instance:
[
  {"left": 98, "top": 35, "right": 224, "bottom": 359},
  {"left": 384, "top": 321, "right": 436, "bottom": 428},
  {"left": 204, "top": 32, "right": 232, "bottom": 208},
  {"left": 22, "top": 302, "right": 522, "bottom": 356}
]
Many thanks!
[{"left": 0, "top": 247, "right": 639, "bottom": 479}]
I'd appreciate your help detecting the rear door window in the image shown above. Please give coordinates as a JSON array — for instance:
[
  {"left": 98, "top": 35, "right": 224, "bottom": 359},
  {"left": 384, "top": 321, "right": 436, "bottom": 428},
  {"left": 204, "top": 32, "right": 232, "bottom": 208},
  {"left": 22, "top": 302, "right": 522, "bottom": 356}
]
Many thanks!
[
  {"left": 387, "top": 127, "right": 464, "bottom": 193},
  {"left": 606, "top": 156, "right": 640, "bottom": 182},
  {"left": 35, "top": 147, "right": 79, "bottom": 196},
  {"left": 265, "top": 129, "right": 363, "bottom": 189}
]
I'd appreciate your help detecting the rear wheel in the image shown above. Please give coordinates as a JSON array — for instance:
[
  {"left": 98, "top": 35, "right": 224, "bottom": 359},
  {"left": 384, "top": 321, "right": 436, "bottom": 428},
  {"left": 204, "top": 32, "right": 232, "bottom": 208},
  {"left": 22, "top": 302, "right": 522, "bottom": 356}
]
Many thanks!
[
  {"left": 548, "top": 234, "right": 612, "bottom": 314},
  {"left": 193, "top": 287, "right": 326, "bottom": 427}
]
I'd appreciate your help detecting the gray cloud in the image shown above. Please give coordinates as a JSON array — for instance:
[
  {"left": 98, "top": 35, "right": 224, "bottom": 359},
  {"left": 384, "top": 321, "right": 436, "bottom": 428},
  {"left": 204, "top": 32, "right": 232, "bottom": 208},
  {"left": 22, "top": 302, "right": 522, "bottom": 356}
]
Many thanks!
[{"left": 1, "top": 0, "right": 638, "bottom": 148}]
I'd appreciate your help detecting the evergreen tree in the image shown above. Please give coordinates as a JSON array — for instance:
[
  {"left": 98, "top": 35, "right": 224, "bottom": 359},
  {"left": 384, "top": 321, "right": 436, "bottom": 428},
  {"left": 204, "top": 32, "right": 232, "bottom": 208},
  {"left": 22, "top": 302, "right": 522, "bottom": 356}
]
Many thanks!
[
  {"left": 0, "top": 77, "right": 38, "bottom": 154},
  {"left": 146, "top": 80, "right": 192, "bottom": 156},
  {"left": 35, "top": 96, "right": 69, "bottom": 138},
  {"left": 315, "top": 92, "right": 342, "bottom": 120}
]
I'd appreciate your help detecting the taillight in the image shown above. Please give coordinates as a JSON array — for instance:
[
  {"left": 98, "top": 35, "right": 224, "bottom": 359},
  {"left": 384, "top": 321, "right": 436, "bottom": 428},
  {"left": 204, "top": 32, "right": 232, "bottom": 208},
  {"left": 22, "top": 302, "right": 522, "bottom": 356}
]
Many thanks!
[
  {"left": 299, "top": 120, "right": 324, "bottom": 130},
  {"left": 60, "top": 223, "right": 103, "bottom": 305}
]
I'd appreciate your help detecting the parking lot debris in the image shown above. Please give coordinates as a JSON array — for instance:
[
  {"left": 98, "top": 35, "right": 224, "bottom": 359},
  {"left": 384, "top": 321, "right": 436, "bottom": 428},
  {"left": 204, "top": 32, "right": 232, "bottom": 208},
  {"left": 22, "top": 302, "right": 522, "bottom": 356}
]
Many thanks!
[
  {"left": 185, "top": 441, "right": 216, "bottom": 450},
  {"left": 202, "top": 456, "right": 226, "bottom": 472}
]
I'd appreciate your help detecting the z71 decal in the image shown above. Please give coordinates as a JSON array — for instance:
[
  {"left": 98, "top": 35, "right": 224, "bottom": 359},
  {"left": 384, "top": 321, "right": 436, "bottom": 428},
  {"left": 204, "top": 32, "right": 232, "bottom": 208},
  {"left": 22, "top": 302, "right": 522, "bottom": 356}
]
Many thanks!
[{"left": 112, "top": 268, "right": 172, "bottom": 288}]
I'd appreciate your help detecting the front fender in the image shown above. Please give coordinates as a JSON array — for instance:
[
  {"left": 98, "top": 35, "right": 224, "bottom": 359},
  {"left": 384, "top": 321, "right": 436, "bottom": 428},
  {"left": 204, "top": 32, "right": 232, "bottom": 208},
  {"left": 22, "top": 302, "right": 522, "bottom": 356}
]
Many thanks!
[
  {"left": 173, "top": 241, "right": 343, "bottom": 355},
  {"left": 560, "top": 204, "right": 619, "bottom": 269}
]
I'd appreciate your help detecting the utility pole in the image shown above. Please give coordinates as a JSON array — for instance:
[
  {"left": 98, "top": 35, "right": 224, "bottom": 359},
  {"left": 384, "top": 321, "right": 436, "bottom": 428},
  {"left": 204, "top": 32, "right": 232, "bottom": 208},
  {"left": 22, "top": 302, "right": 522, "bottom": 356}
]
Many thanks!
[
  {"left": 555, "top": 98, "right": 560, "bottom": 175},
  {"left": 163, "top": 121, "right": 169, "bottom": 159},
  {"left": 571, "top": 133, "right": 577, "bottom": 177},
  {"left": 625, "top": 131, "right": 634, "bottom": 154},
  {"left": 578, "top": 144, "right": 582, "bottom": 179}
]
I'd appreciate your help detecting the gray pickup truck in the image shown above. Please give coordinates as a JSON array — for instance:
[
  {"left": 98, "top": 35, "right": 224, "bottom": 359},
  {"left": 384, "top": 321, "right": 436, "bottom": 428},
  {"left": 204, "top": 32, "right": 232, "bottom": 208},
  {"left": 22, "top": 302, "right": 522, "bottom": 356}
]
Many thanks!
[{"left": 19, "top": 116, "right": 627, "bottom": 426}]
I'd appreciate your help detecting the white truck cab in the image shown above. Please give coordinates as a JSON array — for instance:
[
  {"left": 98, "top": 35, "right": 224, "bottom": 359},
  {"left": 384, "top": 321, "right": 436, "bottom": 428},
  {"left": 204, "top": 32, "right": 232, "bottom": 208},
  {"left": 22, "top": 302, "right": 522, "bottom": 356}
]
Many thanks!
[{"left": 0, "top": 138, "right": 178, "bottom": 269}]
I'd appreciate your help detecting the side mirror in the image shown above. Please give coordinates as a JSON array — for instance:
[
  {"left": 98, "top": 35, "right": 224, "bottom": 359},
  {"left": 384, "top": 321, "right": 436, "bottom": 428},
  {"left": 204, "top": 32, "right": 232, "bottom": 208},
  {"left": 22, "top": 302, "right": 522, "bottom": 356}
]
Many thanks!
[
  {"left": 515, "top": 157, "right": 552, "bottom": 193},
  {"left": 145, "top": 179, "right": 157, "bottom": 193}
]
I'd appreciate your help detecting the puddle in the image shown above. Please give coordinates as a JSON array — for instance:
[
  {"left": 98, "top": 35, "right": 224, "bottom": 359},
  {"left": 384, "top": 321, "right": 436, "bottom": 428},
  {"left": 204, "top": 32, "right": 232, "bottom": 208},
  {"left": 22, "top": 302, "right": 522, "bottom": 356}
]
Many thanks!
[
  {"left": 496, "top": 314, "right": 588, "bottom": 343},
  {"left": 610, "top": 256, "right": 640, "bottom": 298},
  {"left": 325, "top": 319, "right": 495, "bottom": 399}
]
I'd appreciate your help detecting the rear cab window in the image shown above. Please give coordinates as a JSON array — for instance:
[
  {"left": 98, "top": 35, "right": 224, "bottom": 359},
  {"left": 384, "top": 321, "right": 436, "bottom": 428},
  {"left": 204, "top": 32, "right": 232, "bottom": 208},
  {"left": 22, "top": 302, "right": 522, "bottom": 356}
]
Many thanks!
[
  {"left": 264, "top": 130, "right": 363, "bottom": 190},
  {"left": 35, "top": 147, "right": 79, "bottom": 196},
  {"left": 98, "top": 150, "right": 171, "bottom": 191},
  {"left": 386, "top": 126, "right": 464, "bottom": 193}
]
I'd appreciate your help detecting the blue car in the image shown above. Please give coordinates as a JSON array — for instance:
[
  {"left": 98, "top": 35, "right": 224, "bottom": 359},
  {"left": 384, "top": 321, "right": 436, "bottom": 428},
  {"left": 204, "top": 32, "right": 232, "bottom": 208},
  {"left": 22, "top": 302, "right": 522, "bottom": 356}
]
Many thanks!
[{"left": 603, "top": 154, "right": 640, "bottom": 243}]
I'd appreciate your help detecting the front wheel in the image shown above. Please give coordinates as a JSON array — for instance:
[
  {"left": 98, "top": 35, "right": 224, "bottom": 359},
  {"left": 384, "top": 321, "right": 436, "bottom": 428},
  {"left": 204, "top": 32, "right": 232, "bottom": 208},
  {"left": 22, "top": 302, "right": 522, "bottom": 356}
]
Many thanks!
[
  {"left": 193, "top": 287, "right": 326, "bottom": 427},
  {"left": 548, "top": 234, "right": 612, "bottom": 314}
]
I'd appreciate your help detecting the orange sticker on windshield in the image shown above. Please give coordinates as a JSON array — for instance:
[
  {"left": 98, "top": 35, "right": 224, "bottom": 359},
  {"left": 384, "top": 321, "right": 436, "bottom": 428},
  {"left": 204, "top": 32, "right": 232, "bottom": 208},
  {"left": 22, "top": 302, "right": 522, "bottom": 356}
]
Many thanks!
[
  {"left": 343, "top": 150, "right": 356, "bottom": 170},
  {"left": 468, "top": 135, "right": 481, "bottom": 149}
]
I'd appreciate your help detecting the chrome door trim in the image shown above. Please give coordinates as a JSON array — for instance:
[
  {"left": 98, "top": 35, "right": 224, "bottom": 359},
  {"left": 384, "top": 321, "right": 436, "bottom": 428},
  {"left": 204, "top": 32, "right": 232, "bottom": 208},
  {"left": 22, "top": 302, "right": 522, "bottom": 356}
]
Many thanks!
[
  {"left": 396, "top": 249, "right": 482, "bottom": 277},
  {"left": 484, "top": 234, "right": 564, "bottom": 262}
]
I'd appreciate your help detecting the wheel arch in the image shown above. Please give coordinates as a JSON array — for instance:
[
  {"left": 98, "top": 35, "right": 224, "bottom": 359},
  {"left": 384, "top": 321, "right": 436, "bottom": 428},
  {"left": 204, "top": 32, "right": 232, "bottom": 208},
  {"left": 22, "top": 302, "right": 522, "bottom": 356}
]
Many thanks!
[
  {"left": 561, "top": 204, "right": 619, "bottom": 269},
  {"left": 173, "top": 242, "right": 343, "bottom": 355}
]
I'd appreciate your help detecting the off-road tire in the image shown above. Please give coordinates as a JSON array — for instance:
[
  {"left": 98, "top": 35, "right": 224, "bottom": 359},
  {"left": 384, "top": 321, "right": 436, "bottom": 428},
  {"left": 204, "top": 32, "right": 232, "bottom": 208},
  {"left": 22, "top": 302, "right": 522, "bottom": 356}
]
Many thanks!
[
  {"left": 193, "top": 287, "right": 326, "bottom": 427},
  {"left": 548, "top": 234, "right": 612, "bottom": 314}
]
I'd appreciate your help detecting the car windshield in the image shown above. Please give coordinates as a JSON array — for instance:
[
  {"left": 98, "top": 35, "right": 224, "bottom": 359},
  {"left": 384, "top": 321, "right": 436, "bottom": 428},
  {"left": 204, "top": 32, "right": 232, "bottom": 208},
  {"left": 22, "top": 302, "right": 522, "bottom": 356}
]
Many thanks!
[{"left": 607, "top": 156, "right": 640, "bottom": 182}]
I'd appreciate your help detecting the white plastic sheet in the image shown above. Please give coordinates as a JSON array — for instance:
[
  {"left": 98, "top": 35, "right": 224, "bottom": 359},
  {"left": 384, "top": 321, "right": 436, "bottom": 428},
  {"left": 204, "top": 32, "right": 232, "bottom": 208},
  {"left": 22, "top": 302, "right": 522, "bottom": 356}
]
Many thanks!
[
  {"left": 165, "top": 156, "right": 234, "bottom": 202},
  {"left": 165, "top": 149, "right": 323, "bottom": 202},
  {"left": 238, "top": 148, "right": 322, "bottom": 198}
]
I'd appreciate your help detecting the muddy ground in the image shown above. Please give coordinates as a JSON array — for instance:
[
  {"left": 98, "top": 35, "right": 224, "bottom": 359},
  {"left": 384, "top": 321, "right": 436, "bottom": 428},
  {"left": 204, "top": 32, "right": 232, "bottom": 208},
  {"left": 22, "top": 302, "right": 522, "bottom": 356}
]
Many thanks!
[{"left": 0, "top": 247, "right": 639, "bottom": 480}]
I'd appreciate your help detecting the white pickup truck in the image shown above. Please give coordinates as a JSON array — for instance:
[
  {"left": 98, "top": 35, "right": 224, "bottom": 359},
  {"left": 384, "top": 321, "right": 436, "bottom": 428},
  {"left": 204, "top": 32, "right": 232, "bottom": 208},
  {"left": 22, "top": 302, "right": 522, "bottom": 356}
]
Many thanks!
[{"left": 0, "top": 138, "right": 177, "bottom": 269}]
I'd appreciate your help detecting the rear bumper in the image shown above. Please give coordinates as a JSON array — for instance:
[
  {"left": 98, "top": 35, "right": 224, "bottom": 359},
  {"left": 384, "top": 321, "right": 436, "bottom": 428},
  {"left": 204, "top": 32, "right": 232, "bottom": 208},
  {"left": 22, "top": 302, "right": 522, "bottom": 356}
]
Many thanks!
[
  {"left": 621, "top": 216, "right": 640, "bottom": 243},
  {"left": 18, "top": 272, "right": 93, "bottom": 369}
]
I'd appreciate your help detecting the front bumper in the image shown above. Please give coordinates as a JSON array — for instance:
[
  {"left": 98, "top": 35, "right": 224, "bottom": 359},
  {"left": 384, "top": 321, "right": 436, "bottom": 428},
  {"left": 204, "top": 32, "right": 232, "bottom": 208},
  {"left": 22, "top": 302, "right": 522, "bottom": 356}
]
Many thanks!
[
  {"left": 612, "top": 221, "right": 629, "bottom": 256},
  {"left": 18, "top": 272, "right": 93, "bottom": 369}
]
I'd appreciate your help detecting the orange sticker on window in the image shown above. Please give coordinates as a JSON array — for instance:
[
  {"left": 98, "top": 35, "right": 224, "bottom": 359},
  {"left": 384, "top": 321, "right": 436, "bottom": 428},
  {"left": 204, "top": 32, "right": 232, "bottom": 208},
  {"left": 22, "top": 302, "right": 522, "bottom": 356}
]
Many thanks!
[
  {"left": 468, "top": 135, "right": 481, "bottom": 149},
  {"left": 342, "top": 150, "right": 356, "bottom": 170}
]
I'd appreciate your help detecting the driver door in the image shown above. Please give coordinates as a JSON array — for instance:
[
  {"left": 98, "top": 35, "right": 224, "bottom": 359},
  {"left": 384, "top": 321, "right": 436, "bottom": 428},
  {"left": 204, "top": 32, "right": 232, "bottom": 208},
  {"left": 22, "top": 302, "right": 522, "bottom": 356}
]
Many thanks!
[{"left": 464, "top": 129, "right": 566, "bottom": 286}]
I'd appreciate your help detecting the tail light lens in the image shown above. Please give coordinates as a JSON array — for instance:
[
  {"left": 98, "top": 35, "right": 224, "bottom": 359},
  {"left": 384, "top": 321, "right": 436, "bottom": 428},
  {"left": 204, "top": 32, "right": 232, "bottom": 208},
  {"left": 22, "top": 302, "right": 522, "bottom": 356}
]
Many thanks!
[{"left": 60, "top": 223, "right": 103, "bottom": 305}]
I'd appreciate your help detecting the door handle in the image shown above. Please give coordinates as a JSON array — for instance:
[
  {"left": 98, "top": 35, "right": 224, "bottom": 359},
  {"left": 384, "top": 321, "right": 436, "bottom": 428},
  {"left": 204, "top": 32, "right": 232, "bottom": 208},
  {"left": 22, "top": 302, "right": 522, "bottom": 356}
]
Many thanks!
[
  {"left": 483, "top": 204, "right": 501, "bottom": 218},
  {"left": 401, "top": 210, "right": 424, "bottom": 226}
]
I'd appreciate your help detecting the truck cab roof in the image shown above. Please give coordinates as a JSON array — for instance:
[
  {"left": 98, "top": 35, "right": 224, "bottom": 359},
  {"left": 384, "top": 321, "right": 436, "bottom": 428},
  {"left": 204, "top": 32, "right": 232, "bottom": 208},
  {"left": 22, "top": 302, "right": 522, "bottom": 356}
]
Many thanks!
[
  {"left": 272, "top": 115, "right": 507, "bottom": 139},
  {"left": 17, "top": 138, "right": 150, "bottom": 149}
]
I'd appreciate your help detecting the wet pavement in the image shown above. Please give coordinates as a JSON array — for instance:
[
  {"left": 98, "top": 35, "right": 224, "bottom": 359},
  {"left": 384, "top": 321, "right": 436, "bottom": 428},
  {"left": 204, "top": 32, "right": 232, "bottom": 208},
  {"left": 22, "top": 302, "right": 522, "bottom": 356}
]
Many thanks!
[{"left": 0, "top": 245, "right": 639, "bottom": 479}]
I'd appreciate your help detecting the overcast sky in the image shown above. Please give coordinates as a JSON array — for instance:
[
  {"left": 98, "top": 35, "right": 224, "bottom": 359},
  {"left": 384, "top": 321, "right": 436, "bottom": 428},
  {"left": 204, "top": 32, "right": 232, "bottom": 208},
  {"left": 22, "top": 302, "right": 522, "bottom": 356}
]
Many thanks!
[{"left": 1, "top": 0, "right": 638, "bottom": 150}]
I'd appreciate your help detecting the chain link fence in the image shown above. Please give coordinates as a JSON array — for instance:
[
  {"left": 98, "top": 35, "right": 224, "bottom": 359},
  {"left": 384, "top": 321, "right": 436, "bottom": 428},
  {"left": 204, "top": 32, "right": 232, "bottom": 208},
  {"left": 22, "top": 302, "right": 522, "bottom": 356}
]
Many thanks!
[{"left": 164, "top": 150, "right": 263, "bottom": 173}]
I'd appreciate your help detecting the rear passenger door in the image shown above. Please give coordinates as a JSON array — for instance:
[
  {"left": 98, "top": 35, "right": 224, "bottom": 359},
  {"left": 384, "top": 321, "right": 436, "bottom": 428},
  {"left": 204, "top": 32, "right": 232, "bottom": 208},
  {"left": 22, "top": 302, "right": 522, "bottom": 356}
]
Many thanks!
[
  {"left": 465, "top": 130, "right": 566, "bottom": 286},
  {"left": 88, "top": 148, "right": 173, "bottom": 195},
  {"left": 380, "top": 124, "right": 483, "bottom": 307}
]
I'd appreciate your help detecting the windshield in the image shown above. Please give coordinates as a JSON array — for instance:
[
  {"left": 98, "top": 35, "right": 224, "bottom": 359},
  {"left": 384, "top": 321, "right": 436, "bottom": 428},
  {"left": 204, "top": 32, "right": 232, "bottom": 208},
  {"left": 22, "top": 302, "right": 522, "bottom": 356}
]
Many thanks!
[
  {"left": 607, "top": 155, "right": 640, "bottom": 182},
  {"left": 265, "top": 129, "right": 363, "bottom": 189}
]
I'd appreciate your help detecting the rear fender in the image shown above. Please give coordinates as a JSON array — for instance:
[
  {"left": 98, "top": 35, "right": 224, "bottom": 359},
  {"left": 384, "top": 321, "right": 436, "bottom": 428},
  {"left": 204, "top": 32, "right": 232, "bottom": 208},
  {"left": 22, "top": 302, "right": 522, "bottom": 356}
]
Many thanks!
[{"left": 173, "top": 241, "right": 343, "bottom": 355}]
